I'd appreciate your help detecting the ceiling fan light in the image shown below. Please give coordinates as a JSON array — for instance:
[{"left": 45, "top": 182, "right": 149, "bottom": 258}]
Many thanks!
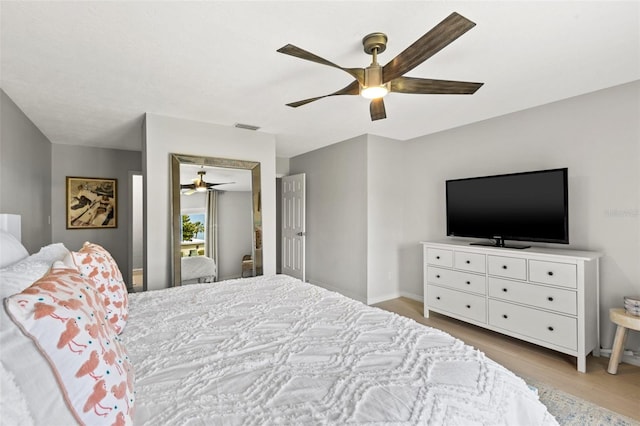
[
  {"left": 195, "top": 185, "right": 207, "bottom": 192},
  {"left": 361, "top": 84, "right": 389, "bottom": 99},
  {"left": 361, "top": 62, "right": 388, "bottom": 99}
]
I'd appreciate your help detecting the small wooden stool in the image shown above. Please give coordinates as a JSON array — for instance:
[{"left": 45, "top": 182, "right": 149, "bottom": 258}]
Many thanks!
[{"left": 607, "top": 308, "right": 640, "bottom": 374}]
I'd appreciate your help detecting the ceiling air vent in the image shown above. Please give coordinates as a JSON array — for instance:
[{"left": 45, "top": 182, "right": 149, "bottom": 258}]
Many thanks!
[{"left": 234, "top": 123, "right": 260, "bottom": 131}]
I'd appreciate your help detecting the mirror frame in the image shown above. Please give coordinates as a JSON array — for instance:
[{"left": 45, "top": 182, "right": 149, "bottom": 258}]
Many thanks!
[{"left": 171, "top": 153, "right": 263, "bottom": 286}]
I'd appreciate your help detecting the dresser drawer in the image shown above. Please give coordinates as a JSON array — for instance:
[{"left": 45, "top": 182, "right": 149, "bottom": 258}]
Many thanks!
[
  {"left": 426, "top": 248, "right": 453, "bottom": 267},
  {"left": 488, "top": 277, "right": 577, "bottom": 315},
  {"left": 427, "top": 285, "right": 486, "bottom": 323},
  {"left": 488, "top": 255, "right": 527, "bottom": 280},
  {"left": 454, "top": 251, "right": 486, "bottom": 273},
  {"left": 489, "top": 299, "right": 577, "bottom": 350},
  {"left": 529, "top": 260, "right": 577, "bottom": 289},
  {"left": 427, "top": 267, "right": 486, "bottom": 295}
]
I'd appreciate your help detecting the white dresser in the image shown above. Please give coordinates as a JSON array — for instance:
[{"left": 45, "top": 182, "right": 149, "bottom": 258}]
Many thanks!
[{"left": 422, "top": 240, "right": 602, "bottom": 372}]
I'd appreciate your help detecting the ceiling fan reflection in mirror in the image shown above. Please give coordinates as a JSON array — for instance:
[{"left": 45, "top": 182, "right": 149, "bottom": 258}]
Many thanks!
[
  {"left": 277, "top": 12, "right": 483, "bottom": 121},
  {"left": 181, "top": 170, "right": 234, "bottom": 195}
]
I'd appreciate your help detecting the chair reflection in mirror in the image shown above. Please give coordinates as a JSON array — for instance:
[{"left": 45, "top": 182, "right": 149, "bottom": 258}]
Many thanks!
[{"left": 241, "top": 255, "right": 254, "bottom": 278}]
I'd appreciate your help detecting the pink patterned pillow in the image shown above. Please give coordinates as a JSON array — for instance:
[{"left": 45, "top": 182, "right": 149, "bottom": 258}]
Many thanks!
[
  {"left": 4, "top": 265, "right": 135, "bottom": 425},
  {"left": 72, "top": 242, "right": 128, "bottom": 334}
]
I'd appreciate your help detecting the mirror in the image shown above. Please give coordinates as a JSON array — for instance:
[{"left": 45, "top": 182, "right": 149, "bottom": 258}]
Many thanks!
[{"left": 171, "top": 153, "right": 262, "bottom": 286}]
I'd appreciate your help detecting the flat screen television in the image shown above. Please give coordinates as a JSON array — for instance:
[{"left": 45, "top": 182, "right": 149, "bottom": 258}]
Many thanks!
[{"left": 446, "top": 168, "right": 568, "bottom": 248}]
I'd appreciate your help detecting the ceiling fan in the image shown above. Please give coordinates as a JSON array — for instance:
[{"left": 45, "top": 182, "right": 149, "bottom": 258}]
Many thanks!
[
  {"left": 277, "top": 12, "right": 483, "bottom": 121},
  {"left": 181, "top": 170, "right": 233, "bottom": 195}
]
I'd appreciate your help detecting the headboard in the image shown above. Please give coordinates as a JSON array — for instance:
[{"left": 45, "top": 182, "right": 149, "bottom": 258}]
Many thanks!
[{"left": 0, "top": 214, "right": 21, "bottom": 241}]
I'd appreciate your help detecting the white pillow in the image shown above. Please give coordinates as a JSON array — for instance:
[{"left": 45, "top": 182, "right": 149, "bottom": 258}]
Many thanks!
[
  {"left": 0, "top": 244, "right": 77, "bottom": 425},
  {"left": 0, "top": 360, "right": 34, "bottom": 426},
  {"left": 0, "top": 243, "right": 71, "bottom": 299},
  {"left": 0, "top": 229, "right": 29, "bottom": 268}
]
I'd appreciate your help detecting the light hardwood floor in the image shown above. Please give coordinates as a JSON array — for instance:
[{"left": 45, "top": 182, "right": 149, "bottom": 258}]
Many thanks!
[
  {"left": 374, "top": 297, "right": 640, "bottom": 421},
  {"left": 132, "top": 268, "right": 143, "bottom": 292}
]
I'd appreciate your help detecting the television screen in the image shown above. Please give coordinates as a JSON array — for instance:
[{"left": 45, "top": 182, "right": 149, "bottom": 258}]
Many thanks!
[{"left": 446, "top": 168, "right": 568, "bottom": 246}]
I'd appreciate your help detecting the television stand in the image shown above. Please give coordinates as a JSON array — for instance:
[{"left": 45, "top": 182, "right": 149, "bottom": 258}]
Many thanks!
[
  {"left": 421, "top": 240, "right": 602, "bottom": 373},
  {"left": 470, "top": 238, "right": 530, "bottom": 249}
]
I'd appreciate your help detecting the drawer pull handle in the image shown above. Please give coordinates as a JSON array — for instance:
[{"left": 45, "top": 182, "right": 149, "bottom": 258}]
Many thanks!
[
  {"left": 436, "top": 296, "right": 441, "bottom": 300},
  {"left": 436, "top": 274, "right": 441, "bottom": 279},
  {"left": 548, "top": 326, "right": 554, "bottom": 332},
  {"left": 466, "top": 260, "right": 471, "bottom": 264},
  {"left": 502, "top": 265, "right": 508, "bottom": 270},
  {"left": 503, "top": 314, "right": 508, "bottom": 319},
  {"left": 436, "top": 256, "right": 440, "bottom": 259},
  {"left": 466, "top": 281, "right": 471, "bottom": 285},
  {"left": 547, "top": 271, "right": 554, "bottom": 276},
  {"left": 547, "top": 296, "right": 554, "bottom": 302},
  {"left": 502, "top": 288, "right": 508, "bottom": 292},
  {"left": 466, "top": 304, "right": 471, "bottom": 309}
]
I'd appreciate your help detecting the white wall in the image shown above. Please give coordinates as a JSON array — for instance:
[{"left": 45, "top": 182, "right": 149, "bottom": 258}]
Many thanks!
[
  {"left": 400, "top": 81, "right": 640, "bottom": 350},
  {"left": 144, "top": 113, "right": 276, "bottom": 290}
]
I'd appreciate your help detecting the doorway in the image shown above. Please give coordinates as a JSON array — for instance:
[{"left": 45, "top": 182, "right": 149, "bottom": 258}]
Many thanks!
[
  {"left": 129, "top": 172, "right": 143, "bottom": 292},
  {"left": 281, "top": 173, "right": 306, "bottom": 281}
]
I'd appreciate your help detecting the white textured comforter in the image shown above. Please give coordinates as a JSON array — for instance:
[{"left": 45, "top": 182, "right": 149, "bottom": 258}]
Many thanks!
[{"left": 123, "top": 275, "right": 557, "bottom": 425}]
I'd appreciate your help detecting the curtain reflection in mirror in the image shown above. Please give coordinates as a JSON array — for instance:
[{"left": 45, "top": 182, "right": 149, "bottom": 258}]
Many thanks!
[{"left": 205, "top": 190, "right": 219, "bottom": 272}]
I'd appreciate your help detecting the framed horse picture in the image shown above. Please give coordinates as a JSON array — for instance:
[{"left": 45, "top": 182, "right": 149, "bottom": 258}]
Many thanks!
[{"left": 66, "top": 177, "right": 117, "bottom": 229}]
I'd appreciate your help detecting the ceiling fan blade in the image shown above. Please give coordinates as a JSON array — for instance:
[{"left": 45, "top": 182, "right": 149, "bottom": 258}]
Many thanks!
[
  {"left": 206, "top": 182, "right": 235, "bottom": 188},
  {"left": 382, "top": 12, "right": 476, "bottom": 83},
  {"left": 370, "top": 98, "right": 387, "bottom": 121},
  {"left": 277, "top": 44, "right": 364, "bottom": 84},
  {"left": 286, "top": 80, "right": 360, "bottom": 108},
  {"left": 390, "top": 76, "right": 483, "bottom": 94},
  {"left": 181, "top": 183, "right": 195, "bottom": 189}
]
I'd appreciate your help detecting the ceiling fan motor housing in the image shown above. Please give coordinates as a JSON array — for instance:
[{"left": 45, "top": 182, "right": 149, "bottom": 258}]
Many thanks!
[
  {"left": 364, "top": 63, "right": 384, "bottom": 87},
  {"left": 362, "top": 32, "right": 388, "bottom": 55}
]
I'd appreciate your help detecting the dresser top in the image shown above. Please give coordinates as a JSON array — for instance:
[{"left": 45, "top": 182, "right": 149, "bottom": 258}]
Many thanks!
[{"left": 421, "top": 239, "right": 602, "bottom": 261}]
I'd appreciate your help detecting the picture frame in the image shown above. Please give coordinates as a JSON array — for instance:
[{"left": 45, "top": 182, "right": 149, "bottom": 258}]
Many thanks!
[{"left": 66, "top": 177, "right": 117, "bottom": 229}]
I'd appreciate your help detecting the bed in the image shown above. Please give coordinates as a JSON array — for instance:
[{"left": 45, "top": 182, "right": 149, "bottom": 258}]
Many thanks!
[
  {"left": 0, "top": 218, "right": 557, "bottom": 425},
  {"left": 181, "top": 255, "right": 217, "bottom": 284}
]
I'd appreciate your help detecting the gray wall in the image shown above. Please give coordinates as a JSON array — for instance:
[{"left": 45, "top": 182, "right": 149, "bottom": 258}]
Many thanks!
[
  {"left": 131, "top": 174, "right": 143, "bottom": 269},
  {"left": 401, "top": 81, "right": 639, "bottom": 350},
  {"left": 0, "top": 90, "right": 52, "bottom": 252},
  {"left": 366, "top": 135, "right": 404, "bottom": 303},
  {"left": 218, "top": 191, "right": 253, "bottom": 280},
  {"left": 288, "top": 134, "right": 405, "bottom": 304},
  {"left": 290, "top": 81, "right": 638, "bottom": 353},
  {"left": 290, "top": 135, "right": 368, "bottom": 301},
  {"left": 51, "top": 144, "right": 141, "bottom": 281}
]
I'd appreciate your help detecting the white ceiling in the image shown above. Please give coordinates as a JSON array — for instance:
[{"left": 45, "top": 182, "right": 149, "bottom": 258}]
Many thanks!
[{"left": 1, "top": 2, "right": 638, "bottom": 158}]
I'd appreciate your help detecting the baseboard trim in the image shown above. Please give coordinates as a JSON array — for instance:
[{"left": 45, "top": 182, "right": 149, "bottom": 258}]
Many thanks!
[
  {"left": 307, "top": 279, "right": 367, "bottom": 304},
  {"left": 598, "top": 349, "right": 640, "bottom": 367},
  {"left": 399, "top": 291, "right": 423, "bottom": 302},
  {"left": 367, "top": 292, "right": 401, "bottom": 305}
]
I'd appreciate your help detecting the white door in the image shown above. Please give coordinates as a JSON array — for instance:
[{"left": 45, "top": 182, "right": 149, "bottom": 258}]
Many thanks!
[{"left": 282, "top": 173, "right": 306, "bottom": 281}]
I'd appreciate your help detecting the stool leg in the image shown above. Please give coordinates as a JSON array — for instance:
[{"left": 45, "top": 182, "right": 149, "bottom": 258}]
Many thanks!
[{"left": 607, "top": 325, "right": 628, "bottom": 374}]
